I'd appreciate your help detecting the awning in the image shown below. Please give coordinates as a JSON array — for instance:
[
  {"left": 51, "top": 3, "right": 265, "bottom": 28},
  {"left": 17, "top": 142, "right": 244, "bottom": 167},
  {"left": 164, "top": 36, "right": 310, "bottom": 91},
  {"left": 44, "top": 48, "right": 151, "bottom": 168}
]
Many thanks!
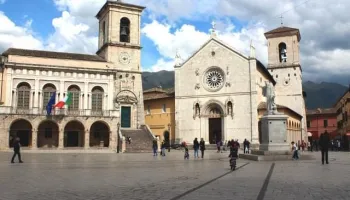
[{"left": 307, "top": 132, "right": 313, "bottom": 137}]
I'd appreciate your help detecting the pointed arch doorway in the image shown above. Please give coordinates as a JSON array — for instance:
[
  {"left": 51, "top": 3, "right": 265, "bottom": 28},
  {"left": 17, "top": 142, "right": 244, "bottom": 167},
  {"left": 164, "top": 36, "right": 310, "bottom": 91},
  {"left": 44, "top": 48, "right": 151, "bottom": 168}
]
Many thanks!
[{"left": 203, "top": 102, "right": 225, "bottom": 144}]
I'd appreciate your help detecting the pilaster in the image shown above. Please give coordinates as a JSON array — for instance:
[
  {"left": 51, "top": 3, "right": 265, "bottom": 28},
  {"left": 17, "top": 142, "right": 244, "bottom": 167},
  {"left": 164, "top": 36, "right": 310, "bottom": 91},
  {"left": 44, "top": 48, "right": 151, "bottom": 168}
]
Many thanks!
[
  {"left": 32, "top": 129, "right": 37, "bottom": 149},
  {"left": 58, "top": 129, "right": 64, "bottom": 149},
  {"left": 84, "top": 130, "right": 90, "bottom": 149}
]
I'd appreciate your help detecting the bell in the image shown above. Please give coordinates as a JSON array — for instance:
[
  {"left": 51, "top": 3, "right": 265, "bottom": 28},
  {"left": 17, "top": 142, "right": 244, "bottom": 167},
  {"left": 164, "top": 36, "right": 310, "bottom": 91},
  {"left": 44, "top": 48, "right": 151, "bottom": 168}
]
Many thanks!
[{"left": 120, "top": 27, "right": 127, "bottom": 36}]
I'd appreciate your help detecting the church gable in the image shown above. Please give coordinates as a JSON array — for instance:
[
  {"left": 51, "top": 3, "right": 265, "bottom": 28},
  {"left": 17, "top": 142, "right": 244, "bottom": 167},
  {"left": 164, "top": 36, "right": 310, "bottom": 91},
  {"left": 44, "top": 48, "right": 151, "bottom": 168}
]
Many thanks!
[
  {"left": 178, "top": 38, "right": 248, "bottom": 69},
  {"left": 176, "top": 37, "right": 252, "bottom": 97}
]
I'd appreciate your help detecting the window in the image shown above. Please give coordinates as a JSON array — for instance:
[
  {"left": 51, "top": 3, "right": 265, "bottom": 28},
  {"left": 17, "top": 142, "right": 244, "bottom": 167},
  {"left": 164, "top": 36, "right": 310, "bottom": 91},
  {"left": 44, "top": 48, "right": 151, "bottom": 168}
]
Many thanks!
[
  {"left": 120, "top": 17, "right": 130, "bottom": 43},
  {"left": 146, "top": 105, "right": 150, "bottom": 115},
  {"left": 68, "top": 85, "right": 80, "bottom": 110},
  {"left": 17, "top": 82, "right": 31, "bottom": 109},
  {"left": 42, "top": 84, "right": 56, "bottom": 109},
  {"left": 307, "top": 120, "right": 310, "bottom": 128},
  {"left": 323, "top": 120, "right": 328, "bottom": 128},
  {"left": 91, "top": 87, "right": 103, "bottom": 111},
  {"left": 102, "top": 21, "right": 106, "bottom": 44},
  {"left": 162, "top": 104, "right": 166, "bottom": 113},
  {"left": 45, "top": 128, "right": 52, "bottom": 139}
]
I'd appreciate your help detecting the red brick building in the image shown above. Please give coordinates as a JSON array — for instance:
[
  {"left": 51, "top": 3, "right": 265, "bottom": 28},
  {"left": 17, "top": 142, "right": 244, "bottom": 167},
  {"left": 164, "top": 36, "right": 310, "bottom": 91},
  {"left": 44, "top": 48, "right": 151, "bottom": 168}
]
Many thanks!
[{"left": 306, "top": 108, "right": 337, "bottom": 140}]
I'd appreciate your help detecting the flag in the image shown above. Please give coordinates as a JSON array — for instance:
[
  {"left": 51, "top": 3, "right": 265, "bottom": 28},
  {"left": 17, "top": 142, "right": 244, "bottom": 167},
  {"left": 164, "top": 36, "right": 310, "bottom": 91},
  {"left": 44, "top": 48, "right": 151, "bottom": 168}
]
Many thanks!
[
  {"left": 54, "top": 92, "right": 72, "bottom": 109},
  {"left": 46, "top": 92, "right": 56, "bottom": 116}
]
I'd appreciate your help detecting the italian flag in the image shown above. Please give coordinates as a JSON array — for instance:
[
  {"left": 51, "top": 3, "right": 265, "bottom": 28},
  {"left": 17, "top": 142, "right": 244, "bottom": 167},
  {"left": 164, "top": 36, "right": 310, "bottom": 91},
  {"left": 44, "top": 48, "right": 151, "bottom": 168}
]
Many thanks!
[{"left": 54, "top": 92, "right": 72, "bottom": 109}]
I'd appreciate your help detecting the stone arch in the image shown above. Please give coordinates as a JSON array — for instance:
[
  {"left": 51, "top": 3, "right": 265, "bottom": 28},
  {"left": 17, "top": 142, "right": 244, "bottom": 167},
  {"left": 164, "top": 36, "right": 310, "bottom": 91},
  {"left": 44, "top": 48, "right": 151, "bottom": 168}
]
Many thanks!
[
  {"left": 202, "top": 100, "right": 225, "bottom": 116},
  {"left": 120, "top": 17, "right": 130, "bottom": 43},
  {"left": 9, "top": 119, "right": 32, "bottom": 147},
  {"left": 64, "top": 120, "right": 85, "bottom": 147},
  {"left": 89, "top": 121, "right": 110, "bottom": 147},
  {"left": 37, "top": 120, "right": 59, "bottom": 148},
  {"left": 14, "top": 81, "right": 32, "bottom": 90}
]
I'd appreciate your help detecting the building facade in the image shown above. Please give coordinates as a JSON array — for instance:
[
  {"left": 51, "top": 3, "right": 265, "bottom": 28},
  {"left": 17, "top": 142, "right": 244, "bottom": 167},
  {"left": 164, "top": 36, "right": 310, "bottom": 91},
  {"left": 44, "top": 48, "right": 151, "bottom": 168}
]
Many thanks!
[
  {"left": 143, "top": 87, "right": 175, "bottom": 143},
  {"left": 0, "top": 0, "right": 146, "bottom": 150},
  {"left": 306, "top": 108, "right": 337, "bottom": 140},
  {"left": 174, "top": 26, "right": 307, "bottom": 145}
]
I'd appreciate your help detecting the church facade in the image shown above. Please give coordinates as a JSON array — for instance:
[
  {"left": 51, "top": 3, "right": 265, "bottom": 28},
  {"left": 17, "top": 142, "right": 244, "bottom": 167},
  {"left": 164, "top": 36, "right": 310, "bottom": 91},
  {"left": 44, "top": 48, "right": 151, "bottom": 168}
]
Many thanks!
[
  {"left": 0, "top": 0, "right": 145, "bottom": 150},
  {"left": 174, "top": 26, "right": 307, "bottom": 145}
]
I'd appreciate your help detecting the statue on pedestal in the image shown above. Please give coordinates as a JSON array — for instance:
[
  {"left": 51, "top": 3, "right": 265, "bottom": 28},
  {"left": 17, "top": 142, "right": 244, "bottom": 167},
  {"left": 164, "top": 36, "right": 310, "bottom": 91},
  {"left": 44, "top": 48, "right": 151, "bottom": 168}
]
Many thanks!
[{"left": 263, "top": 81, "right": 278, "bottom": 115}]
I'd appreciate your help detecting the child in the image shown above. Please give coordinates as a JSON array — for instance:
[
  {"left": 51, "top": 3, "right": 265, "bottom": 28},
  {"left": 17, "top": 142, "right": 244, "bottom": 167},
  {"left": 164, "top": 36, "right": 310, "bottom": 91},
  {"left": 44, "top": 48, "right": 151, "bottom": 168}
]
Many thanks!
[{"left": 184, "top": 146, "right": 189, "bottom": 159}]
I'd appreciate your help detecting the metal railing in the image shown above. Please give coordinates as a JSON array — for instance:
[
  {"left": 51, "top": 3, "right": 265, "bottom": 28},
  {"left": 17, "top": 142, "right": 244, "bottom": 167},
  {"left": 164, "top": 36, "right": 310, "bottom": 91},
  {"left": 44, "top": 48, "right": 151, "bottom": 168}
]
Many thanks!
[{"left": 0, "top": 106, "right": 119, "bottom": 117}]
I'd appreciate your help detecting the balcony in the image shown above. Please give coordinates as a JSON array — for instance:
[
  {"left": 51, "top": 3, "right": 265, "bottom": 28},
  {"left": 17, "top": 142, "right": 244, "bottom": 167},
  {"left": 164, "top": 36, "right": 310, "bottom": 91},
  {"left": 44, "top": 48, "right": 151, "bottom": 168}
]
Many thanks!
[{"left": 0, "top": 106, "right": 119, "bottom": 117}]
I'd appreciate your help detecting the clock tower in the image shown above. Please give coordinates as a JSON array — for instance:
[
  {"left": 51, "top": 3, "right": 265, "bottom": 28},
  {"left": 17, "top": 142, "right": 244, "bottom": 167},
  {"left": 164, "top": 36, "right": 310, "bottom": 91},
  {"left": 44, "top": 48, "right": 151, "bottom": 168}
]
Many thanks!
[{"left": 96, "top": 0, "right": 145, "bottom": 128}]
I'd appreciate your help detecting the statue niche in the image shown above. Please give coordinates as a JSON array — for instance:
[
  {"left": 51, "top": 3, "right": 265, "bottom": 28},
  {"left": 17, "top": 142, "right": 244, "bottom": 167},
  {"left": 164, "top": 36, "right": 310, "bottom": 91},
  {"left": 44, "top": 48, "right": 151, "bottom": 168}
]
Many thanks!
[
  {"left": 227, "top": 101, "right": 233, "bottom": 118},
  {"left": 193, "top": 103, "right": 201, "bottom": 119}
]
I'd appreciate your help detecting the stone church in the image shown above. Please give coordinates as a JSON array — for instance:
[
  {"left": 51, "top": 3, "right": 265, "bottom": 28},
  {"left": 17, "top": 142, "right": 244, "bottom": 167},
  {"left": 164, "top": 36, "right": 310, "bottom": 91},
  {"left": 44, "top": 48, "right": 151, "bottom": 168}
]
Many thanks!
[
  {"left": 174, "top": 24, "right": 307, "bottom": 145},
  {"left": 0, "top": 0, "right": 149, "bottom": 151}
]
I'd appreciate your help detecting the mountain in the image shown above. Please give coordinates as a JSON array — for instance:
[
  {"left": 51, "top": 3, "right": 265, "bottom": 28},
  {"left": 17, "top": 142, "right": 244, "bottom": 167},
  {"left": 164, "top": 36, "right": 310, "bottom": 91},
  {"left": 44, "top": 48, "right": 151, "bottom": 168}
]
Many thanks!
[
  {"left": 302, "top": 81, "right": 347, "bottom": 109},
  {"left": 142, "top": 71, "right": 347, "bottom": 109}
]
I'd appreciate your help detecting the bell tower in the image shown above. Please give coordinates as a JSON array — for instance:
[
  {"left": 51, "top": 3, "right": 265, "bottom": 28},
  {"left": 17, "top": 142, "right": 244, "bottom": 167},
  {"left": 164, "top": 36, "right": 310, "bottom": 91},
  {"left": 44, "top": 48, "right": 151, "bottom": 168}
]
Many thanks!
[
  {"left": 96, "top": 0, "right": 145, "bottom": 71},
  {"left": 264, "top": 26, "right": 307, "bottom": 140},
  {"left": 96, "top": 0, "right": 146, "bottom": 128}
]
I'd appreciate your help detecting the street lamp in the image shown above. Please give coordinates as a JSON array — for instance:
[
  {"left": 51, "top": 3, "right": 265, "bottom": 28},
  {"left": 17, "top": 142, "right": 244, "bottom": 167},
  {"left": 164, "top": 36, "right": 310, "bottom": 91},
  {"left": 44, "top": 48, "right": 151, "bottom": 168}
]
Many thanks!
[
  {"left": 117, "top": 122, "right": 120, "bottom": 153},
  {"left": 168, "top": 123, "right": 171, "bottom": 152}
]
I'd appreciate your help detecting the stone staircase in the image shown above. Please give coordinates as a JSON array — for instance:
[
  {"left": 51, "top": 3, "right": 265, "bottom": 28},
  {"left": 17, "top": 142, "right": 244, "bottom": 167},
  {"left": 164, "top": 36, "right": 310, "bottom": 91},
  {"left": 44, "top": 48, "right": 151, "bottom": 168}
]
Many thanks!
[{"left": 121, "top": 125, "right": 155, "bottom": 153}]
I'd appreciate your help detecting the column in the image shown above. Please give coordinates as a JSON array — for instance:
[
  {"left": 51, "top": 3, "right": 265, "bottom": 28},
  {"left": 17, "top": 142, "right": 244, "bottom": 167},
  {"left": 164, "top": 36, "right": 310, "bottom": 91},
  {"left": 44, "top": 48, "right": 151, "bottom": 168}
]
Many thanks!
[
  {"left": 84, "top": 82, "right": 88, "bottom": 110},
  {"left": 84, "top": 130, "right": 90, "bottom": 149},
  {"left": 32, "top": 129, "right": 37, "bottom": 149},
  {"left": 33, "top": 79, "right": 39, "bottom": 108},
  {"left": 58, "top": 129, "right": 64, "bottom": 149}
]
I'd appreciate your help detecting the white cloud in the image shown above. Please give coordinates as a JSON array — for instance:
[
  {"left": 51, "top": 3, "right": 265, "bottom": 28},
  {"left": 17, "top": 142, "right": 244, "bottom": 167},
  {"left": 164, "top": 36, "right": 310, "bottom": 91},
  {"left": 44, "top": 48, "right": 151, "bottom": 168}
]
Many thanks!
[
  {"left": 0, "top": 12, "right": 43, "bottom": 52},
  {"left": 141, "top": 19, "right": 268, "bottom": 72},
  {"left": 0, "top": 0, "right": 6, "bottom": 4}
]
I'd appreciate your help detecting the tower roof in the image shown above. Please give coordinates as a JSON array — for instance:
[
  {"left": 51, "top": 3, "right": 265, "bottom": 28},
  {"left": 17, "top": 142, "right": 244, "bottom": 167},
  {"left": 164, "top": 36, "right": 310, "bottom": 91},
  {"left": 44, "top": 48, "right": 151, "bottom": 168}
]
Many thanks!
[
  {"left": 264, "top": 26, "right": 301, "bottom": 42},
  {"left": 96, "top": 0, "right": 145, "bottom": 18}
]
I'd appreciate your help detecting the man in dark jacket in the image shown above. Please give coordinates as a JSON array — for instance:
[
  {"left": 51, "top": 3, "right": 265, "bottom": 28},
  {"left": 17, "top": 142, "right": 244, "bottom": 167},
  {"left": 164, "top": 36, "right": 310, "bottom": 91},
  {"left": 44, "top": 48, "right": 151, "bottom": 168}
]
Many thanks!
[
  {"left": 193, "top": 138, "right": 200, "bottom": 158},
  {"left": 319, "top": 130, "right": 330, "bottom": 164},
  {"left": 199, "top": 138, "right": 205, "bottom": 159},
  {"left": 11, "top": 137, "right": 23, "bottom": 163}
]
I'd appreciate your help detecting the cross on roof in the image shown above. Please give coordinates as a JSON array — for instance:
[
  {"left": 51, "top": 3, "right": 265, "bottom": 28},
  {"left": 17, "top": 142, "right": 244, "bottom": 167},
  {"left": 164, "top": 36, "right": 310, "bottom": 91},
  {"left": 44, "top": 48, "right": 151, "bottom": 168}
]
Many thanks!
[
  {"left": 211, "top": 20, "right": 216, "bottom": 31},
  {"left": 280, "top": 15, "right": 284, "bottom": 26}
]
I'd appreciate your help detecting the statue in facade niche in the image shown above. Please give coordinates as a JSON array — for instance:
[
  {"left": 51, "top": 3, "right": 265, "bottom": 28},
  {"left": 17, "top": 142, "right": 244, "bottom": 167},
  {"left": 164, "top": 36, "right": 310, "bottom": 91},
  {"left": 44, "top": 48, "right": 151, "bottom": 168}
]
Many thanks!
[{"left": 263, "top": 81, "right": 278, "bottom": 115}]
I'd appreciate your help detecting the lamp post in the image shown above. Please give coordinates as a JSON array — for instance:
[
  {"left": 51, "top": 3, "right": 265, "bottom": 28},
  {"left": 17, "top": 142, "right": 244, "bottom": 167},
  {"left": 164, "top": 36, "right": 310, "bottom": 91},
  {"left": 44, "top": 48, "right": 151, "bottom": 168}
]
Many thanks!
[
  {"left": 117, "top": 122, "right": 120, "bottom": 153},
  {"left": 168, "top": 123, "right": 171, "bottom": 152}
]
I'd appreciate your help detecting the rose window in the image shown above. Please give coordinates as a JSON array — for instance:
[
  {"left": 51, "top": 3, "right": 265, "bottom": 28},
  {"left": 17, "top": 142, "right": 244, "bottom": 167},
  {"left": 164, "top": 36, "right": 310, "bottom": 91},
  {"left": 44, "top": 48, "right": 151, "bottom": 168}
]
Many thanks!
[{"left": 204, "top": 68, "right": 224, "bottom": 90}]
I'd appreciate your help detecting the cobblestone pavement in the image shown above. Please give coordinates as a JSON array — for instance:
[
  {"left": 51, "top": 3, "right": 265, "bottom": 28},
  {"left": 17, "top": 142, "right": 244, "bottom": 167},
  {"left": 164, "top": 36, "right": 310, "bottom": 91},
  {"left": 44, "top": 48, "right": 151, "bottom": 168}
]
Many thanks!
[{"left": 0, "top": 150, "right": 349, "bottom": 200}]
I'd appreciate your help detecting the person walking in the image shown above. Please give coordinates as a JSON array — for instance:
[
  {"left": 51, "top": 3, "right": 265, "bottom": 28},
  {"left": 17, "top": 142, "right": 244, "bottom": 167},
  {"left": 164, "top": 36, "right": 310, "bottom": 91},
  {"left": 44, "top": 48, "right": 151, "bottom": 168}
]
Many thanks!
[
  {"left": 199, "top": 138, "right": 205, "bottom": 158},
  {"left": 193, "top": 138, "right": 199, "bottom": 158},
  {"left": 11, "top": 137, "right": 23, "bottom": 163},
  {"left": 319, "top": 130, "right": 330, "bottom": 165},
  {"left": 152, "top": 139, "right": 158, "bottom": 156}
]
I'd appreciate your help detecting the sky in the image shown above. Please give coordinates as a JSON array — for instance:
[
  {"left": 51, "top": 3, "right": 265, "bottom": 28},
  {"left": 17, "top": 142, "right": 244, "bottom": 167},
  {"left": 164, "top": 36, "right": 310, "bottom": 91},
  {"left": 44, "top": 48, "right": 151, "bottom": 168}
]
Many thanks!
[{"left": 0, "top": 0, "right": 350, "bottom": 85}]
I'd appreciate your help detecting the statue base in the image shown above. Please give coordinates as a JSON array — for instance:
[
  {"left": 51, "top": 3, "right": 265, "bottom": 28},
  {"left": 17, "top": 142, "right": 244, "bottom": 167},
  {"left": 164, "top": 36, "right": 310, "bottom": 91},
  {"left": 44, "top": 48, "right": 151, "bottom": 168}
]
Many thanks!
[{"left": 239, "top": 114, "right": 315, "bottom": 161}]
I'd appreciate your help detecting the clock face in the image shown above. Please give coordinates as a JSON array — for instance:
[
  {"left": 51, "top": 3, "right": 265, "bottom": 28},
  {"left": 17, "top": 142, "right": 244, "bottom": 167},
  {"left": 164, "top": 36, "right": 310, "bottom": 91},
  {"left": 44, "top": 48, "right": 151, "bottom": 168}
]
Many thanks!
[{"left": 119, "top": 52, "right": 130, "bottom": 65}]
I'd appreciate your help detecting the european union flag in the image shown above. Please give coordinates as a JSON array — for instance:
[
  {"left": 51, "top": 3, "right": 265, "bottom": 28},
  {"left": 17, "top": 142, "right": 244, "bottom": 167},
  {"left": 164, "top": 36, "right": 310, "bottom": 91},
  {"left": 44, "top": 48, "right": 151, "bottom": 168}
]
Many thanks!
[{"left": 46, "top": 92, "right": 56, "bottom": 116}]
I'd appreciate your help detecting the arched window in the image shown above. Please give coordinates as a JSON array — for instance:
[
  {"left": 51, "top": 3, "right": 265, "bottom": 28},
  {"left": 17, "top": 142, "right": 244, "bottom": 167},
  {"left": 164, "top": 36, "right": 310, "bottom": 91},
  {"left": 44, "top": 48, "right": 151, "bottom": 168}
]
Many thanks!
[
  {"left": 279, "top": 42, "right": 287, "bottom": 63},
  {"left": 91, "top": 86, "right": 104, "bottom": 111},
  {"left": 68, "top": 85, "right": 80, "bottom": 110},
  {"left": 42, "top": 84, "right": 56, "bottom": 109},
  {"left": 120, "top": 17, "right": 130, "bottom": 43},
  {"left": 102, "top": 21, "right": 106, "bottom": 44},
  {"left": 17, "top": 82, "right": 31, "bottom": 109}
]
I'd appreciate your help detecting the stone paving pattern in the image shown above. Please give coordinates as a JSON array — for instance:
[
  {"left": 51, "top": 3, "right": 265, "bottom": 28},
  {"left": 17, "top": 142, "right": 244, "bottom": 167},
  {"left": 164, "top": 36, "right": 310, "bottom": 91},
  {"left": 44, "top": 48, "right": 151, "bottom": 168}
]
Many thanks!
[{"left": 0, "top": 150, "right": 349, "bottom": 200}]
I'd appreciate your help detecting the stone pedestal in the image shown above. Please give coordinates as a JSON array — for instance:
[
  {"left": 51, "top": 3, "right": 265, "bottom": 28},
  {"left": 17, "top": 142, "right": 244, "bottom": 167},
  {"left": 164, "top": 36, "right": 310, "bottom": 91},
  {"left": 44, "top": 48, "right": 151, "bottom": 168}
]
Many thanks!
[
  {"left": 259, "top": 114, "right": 290, "bottom": 152},
  {"left": 240, "top": 114, "right": 314, "bottom": 161}
]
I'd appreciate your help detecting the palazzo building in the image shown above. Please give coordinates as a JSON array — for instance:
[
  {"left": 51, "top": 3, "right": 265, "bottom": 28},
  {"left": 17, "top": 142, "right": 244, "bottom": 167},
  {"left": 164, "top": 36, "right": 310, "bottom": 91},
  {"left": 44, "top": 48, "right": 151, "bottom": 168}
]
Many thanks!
[
  {"left": 174, "top": 25, "right": 307, "bottom": 145},
  {"left": 0, "top": 0, "right": 146, "bottom": 150}
]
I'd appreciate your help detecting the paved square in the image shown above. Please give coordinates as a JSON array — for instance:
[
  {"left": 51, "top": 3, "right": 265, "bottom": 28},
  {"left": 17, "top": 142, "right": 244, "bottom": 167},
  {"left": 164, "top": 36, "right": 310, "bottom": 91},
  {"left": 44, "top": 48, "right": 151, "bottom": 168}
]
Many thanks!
[{"left": 0, "top": 150, "right": 349, "bottom": 200}]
